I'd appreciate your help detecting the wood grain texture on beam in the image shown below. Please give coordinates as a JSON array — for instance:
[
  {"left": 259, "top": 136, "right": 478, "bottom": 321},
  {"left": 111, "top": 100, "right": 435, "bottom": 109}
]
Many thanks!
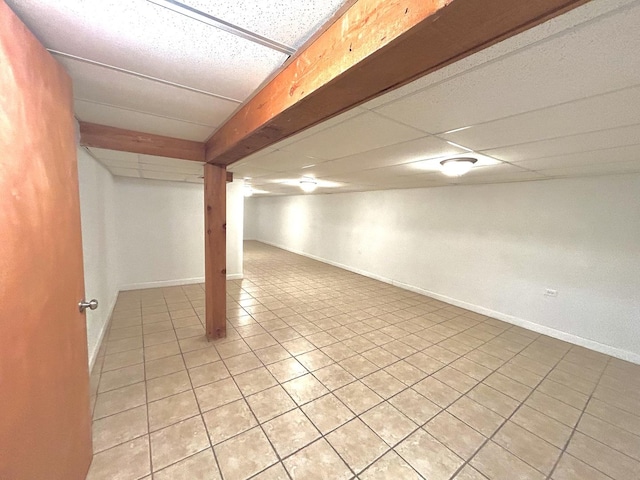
[
  {"left": 204, "top": 164, "right": 227, "bottom": 340},
  {"left": 79, "top": 122, "right": 206, "bottom": 162},
  {"left": 205, "top": 0, "right": 588, "bottom": 165},
  {"left": 226, "top": 171, "right": 233, "bottom": 183}
]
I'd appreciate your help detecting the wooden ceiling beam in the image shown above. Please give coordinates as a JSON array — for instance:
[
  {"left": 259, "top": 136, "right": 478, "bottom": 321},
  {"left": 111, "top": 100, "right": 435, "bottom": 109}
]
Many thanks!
[
  {"left": 79, "top": 122, "right": 206, "bottom": 162},
  {"left": 205, "top": 0, "right": 588, "bottom": 165}
]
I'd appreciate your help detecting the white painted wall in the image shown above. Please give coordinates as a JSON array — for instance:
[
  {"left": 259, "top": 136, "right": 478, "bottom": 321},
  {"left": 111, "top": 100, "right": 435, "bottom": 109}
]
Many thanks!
[
  {"left": 114, "top": 176, "right": 244, "bottom": 289},
  {"left": 77, "top": 148, "right": 119, "bottom": 369},
  {"left": 245, "top": 174, "right": 640, "bottom": 362}
]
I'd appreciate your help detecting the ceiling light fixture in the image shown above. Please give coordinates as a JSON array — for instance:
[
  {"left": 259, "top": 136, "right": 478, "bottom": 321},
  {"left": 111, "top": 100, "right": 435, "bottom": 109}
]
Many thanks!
[
  {"left": 299, "top": 177, "right": 318, "bottom": 193},
  {"left": 439, "top": 157, "right": 478, "bottom": 177}
]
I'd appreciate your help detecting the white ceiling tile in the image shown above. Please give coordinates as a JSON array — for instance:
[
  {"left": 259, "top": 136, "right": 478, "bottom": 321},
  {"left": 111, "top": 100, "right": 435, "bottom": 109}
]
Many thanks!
[
  {"left": 360, "top": 0, "right": 638, "bottom": 111},
  {"left": 97, "top": 158, "right": 139, "bottom": 169},
  {"left": 74, "top": 100, "right": 214, "bottom": 141},
  {"left": 482, "top": 124, "right": 640, "bottom": 163},
  {"left": 59, "top": 56, "right": 238, "bottom": 128},
  {"left": 450, "top": 171, "right": 547, "bottom": 185},
  {"left": 181, "top": 0, "right": 348, "bottom": 49},
  {"left": 441, "top": 86, "right": 640, "bottom": 151},
  {"left": 307, "top": 136, "right": 465, "bottom": 176},
  {"left": 508, "top": 144, "right": 640, "bottom": 172},
  {"left": 246, "top": 150, "right": 324, "bottom": 172},
  {"left": 87, "top": 147, "right": 138, "bottom": 162},
  {"left": 227, "top": 165, "right": 277, "bottom": 179},
  {"left": 375, "top": 3, "right": 640, "bottom": 134},
  {"left": 141, "top": 171, "right": 189, "bottom": 181},
  {"left": 280, "top": 112, "right": 424, "bottom": 160},
  {"left": 138, "top": 154, "right": 204, "bottom": 169},
  {"left": 8, "top": 0, "right": 287, "bottom": 100},
  {"left": 538, "top": 160, "right": 640, "bottom": 178},
  {"left": 109, "top": 167, "right": 140, "bottom": 178}
]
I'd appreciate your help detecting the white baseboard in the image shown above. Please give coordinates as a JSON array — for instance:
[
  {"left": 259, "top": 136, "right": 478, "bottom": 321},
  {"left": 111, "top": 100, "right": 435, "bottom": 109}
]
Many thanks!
[
  {"left": 119, "top": 277, "right": 206, "bottom": 291},
  {"left": 227, "top": 273, "right": 244, "bottom": 280},
  {"left": 88, "top": 290, "right": 118, "bottom": 373},
  {"left": 257, "top": 239, "right": 640, "bottom": 365}
]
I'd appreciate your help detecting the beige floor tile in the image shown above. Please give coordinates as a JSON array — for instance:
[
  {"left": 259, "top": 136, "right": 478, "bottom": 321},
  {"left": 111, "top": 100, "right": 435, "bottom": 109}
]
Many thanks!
[
  {"left": 413, "top": 376, "right": 462, "bottom": 408},
  {"left": 144, "top": 341, "right": 181, "bottom": 361},
  {"left": 188, "top": 361, "right": 230, "bottom": 388},
  {"left": 195, "top": 377, "right": 242, "bottom": 412},
  {"left": 224, "top": 351, "right": 263, "bottom": 375},
  {"left": 447, "top": 396, "right": 505, "bottom": 436},
  {"left": 302, "top": 393, "right": 355, "bottom": 434},
  {"left": 148, "top": 390, "right": 200, "bottom": 431},
  {"left": 143, "top": 321, "right": 173, "bottom": 335},
  {"left": 322, "top": 342, "right": 357, "bottom": 362},
  {"left": 494, "top": 421, "right": 561, "bottom": 475},
  {"left": 425, "top": 411, "right": 485, "bottom": 459},
  {"left": 326, "top": 419, "right": 388, "bottom": 474},
  {"left": 263, "top": 408, "right": 321, "bottom": 458},
  {"left": 234, "top": 367, "right": 278, "bottom": 396},
  {"left": 92, "top": 405, "right": 148, "bottom": 453},
  {"left": 453, "top": 465, "right": 489, "bottom": 479},
  {"left": 102, "top": 349, "right": 144, "bottom": 372},
  {"left": 171, "top": 316, "right": 202, "bottom": 329},
  {"left": 146, "top": 370, "right": 192, "bottom": 402},
  {"left": 253, "top": 462, "right": 290, "bottom": 479},
  {"left": 244, "top": 333, "right": 278, "bottom": 350},
  {"left": 339, "top": 355, "right": 378, "bottom": 378},
  {"left": 525, "top": 391, "right": 582, "bottom": 428},
  {"left": 93, "top": 382, "right": 146, "bottom": 419},
  {"left": 313, "top": 363, "right": 356, "bottom": 391},
  {"left": 566, "top": 432, "right": 640, "bottom": 480},
  {"left": 389, "top": 388, "right": 441, "bottom": 424},
  {"left": 362, "top": 347, "right": 399, "bottom": 368},
  {"left": 266, "top": 357, "right": 308, "bottom": 383},
  {"left": 145, "top": 354, "right": 185, "bottom": 380},
  {"left": 383, "top": 360, "right": 427, "bottom": 386},
  {"left": 179, "top": 335, "right": 212, "bottom": 353},
  {"left": 551, "top": 453, "right": 613, "bottom": 480},
  {"left": 467, "top": 383, "right": 520, "bottom": 418},
  {"left": 246, "top": 384, "right": 297, "bottom": 423},
  {"left": 86, "top": 436, "right": 150, "bottom": 480},
  {"left": 106, "top": 337, "right": 143, "bottom": 355},
  {"left": 153, "top": 449, "right": 221, "bottom": 480},
  {"left": 395, "top": 429, "right": 463, "bottom": 480},
  {"left": 577, "top": 414, "right": 640, "bottom": 462},
  {"left": 144, "top": 330, "right": 177, "bottom": 348},
  {"left": 360, "top": 451, "right": 422, "bottom": 479},
  {"left": 283, "top": 373, "right": 329, "bottom": 405},
  {"left": 183, "top": 347, "right": 221, "bottom": 369},
  {"left": 283, "top": 439, "right": 352, "bottom": 480},
  {"left": 433, "top": 366, "right": 479, "bottom": 393},
  {"left": 296, "top": 349, "right": 334, "bottom": 371},
  {"left": 334, "top": 381, "right": 383, "bottom": 415},
  {"left": 361, "top": 402, "right": 417, "bottom": 446},
  {"left": 361, "top": 370, "right": 406, "bottom": 399},
  {"left": 484, "top": 372, "right": 532, "bottom": 401},
  {"left": 150, "top": 416, "right": 210, "bottom": 471},
  {"left": 98, "top": 364, "right": 145, "bottom": 393},
  {"left": 471, "top": 441, "right": 545, "bottom": 480},
  {"left": 254, "top": 344, "right": 291, "bottom": 364},
  {"left": 215, "top": 339, "right": 250, "bottom": 359},
  {"left": 511, "top": 405, "right": 572, "bottom": 448},
  {"left": 282, "top": 337, "right": 316, "bottom": 356},
  {"left": 585, "top": 397, "right": 640, "bottom": 436},
  {"left": 214, "top": 427, "right": 278, "bottom": 480},
  {"left": 406, "top": 352, "right": 447, "bottom": 375},
  {"left": 203, "top": 398, "right": 257, "bottom": 444}
]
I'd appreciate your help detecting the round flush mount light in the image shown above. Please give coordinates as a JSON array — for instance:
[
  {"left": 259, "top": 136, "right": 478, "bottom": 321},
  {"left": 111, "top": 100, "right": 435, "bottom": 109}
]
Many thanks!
[
  {"left": 299, "top": 177, "right": 318, "bottom": 193},
  {"left": 439, "top": 157, "right": 478, "bottom": 177}
]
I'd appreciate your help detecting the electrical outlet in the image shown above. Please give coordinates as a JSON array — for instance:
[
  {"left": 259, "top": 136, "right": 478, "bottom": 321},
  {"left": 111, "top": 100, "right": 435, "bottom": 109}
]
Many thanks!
[{"left": 544, "top": 288, "right": 558, "bottom": 297}]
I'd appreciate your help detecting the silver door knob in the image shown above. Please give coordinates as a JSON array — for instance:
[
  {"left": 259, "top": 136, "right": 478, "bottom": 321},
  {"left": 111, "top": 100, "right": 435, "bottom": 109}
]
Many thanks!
[{"left": 79, "top": 299, "right": 99, "bottom": 313}]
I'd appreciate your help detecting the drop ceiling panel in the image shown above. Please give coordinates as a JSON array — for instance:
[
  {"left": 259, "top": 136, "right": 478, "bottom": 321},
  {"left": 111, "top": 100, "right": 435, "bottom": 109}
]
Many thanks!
[
  {"left": 59, "top": 56, "right": 238, "bottom": 128},
  {"left": 441, "top": 86, "right": 640, "bottom": 151},
  {"left": 513, "top": 145, "right": 640, "bottom": 172},
  {"left": 538, "top": 159, "right": 640, "bottom": 177},
  {"left": 280, "top": 112, "right": 425, "bottom": 160},
  {"left": 87, "top": 147, "right": 138, "bottom": 162},
  {"left": 374, "top": 3, "right": 640, "bottom": 134},
  {"left": 75, "top": 100, "right": 214, "bottom": 141},
  {"left": 308, "top": 136, "right": 467, "bottom": 176},
  {"left": 138, "top": 154, "right": 204, "bottom": 170},
  {"left": 182, "top": 0, "right": 348, "bottom": 49},
  {"left": 248, "top": 150, "right": 325, "bottom": 172},
  {"left": 7, "top": 0, "right": 287, "bottom": 100},
  {"left": 482, "top": 124, "right": 640, "bottom": 163},
  {"left": 109, "top": 167, "right": 140, "bottom": 178},
  {"left": 451, "top": 171, "right": 547, "bottom": 184}
]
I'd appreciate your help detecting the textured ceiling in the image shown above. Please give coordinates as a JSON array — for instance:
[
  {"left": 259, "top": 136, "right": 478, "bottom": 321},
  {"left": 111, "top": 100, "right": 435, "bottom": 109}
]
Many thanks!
[
  {"left": 230, "top": 0, "right": 640, "bottom": 195},
  {"left": 7, "top": 1, "right": 640, "bottom": 191}
]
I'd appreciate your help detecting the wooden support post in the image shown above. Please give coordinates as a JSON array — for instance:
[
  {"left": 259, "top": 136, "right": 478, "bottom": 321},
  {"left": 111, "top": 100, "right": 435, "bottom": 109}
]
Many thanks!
[{"left": 204, "top": 164, "right": 226, "bottom": 339}]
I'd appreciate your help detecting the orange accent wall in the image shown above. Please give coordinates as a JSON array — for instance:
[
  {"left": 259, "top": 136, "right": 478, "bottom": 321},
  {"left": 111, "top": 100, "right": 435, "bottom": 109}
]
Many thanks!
[{"left": 0, "top": 1, "right": 92, "bottom": 478}]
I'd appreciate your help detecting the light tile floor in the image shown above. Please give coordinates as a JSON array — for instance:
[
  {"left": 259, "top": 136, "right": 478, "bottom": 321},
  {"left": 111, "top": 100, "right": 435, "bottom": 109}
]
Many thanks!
[{"left": 87, "top": 241, "right": 640, "bottom": 480}]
